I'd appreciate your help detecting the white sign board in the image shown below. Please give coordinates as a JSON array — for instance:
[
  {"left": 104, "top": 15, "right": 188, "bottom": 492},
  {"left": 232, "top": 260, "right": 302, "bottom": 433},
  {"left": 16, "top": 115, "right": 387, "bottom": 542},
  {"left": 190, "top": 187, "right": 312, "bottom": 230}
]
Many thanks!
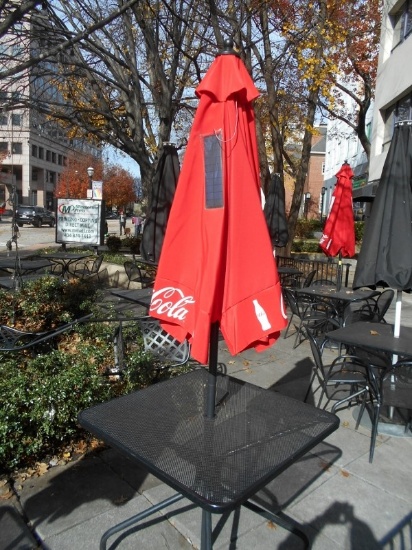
[{"left": 56, "top": 199, "right": 104, "bottom": 245}]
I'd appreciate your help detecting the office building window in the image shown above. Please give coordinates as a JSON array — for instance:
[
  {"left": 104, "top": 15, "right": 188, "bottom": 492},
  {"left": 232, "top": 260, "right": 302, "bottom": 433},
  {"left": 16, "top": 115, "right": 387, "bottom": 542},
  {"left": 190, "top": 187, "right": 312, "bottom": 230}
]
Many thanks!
[
  {"left": 383, "top": 91, "right": 412, "bottom": 151},
  {"left": 392, "top": 0, "right": 412, "bottom": 50},
  {"left": 32, "top": 168, "right": 38, "bottom": 181},
  {"left": 0, "top": 142, "right": 8, "bottom": 153},
  {"left": 38, "top": 147, "right": 44, "bottom": 159},
  {"left": 0, "top": 114, "right": 7, "bottom": 125},
  {"left": 52, "top": 152, "right": 56, "bottom": 163},
  {"left": 32, "top": 144, "right": 38, "bottom": 157},
  {"left": 12, "top": 142, "right": 22, "bottom": 154},
  {"left": 11, "top": 113, "right": 22, "bottom": 126},
  {"left": 46, "top": 150, "right": 51, "bottom": 161}
]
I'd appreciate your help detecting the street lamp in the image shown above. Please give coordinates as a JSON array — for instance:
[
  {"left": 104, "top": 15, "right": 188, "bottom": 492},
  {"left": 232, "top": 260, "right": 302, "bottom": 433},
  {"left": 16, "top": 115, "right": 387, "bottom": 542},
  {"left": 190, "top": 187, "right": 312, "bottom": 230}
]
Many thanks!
[
  {"left": 320, "top": 187, "right": 326, "bottom": 223},
  {"left": 87, "top": 166, "right": 94, "bottom": 198},
  {"left": 304, "top": 192, "right": 311, "bottom": 219}
]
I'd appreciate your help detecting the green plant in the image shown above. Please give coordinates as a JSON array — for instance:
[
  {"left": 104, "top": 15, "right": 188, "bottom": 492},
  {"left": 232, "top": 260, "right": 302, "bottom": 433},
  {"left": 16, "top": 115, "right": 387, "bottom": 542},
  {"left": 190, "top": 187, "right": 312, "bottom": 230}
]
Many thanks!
[
  {"left": 354, "top": 221, "right": 365, "bottom": 244},
  {"left": 106, "top": 235, "right": 122, "bottom": 253},
  {"left": 291, "top": 240, "right": 322, "bottom": 253},
  {"left": 295, "top": 219, "right": 322, "bottom": 239},
  {"left": 122, "top": 236, "right": 141, "bottom": 254}
]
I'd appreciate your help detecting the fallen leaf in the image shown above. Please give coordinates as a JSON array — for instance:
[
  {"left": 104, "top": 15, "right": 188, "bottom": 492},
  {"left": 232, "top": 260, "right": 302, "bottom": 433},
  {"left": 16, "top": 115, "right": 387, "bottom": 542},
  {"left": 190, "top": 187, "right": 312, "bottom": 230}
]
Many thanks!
[
  {"left": 340, "top": 469, "right": 350, "bottom": 478},
  {"left": 370, "top": 330, "right": 379, "bottom": 335},
  {"left": 36, "top": 463, "right": 49, "bottom": 476},
  {"left": 342, "top": 421, "right": 350, "bottom": 428},
  {"left": 242, "top": 360, "right": 250, "bottom": 367}
]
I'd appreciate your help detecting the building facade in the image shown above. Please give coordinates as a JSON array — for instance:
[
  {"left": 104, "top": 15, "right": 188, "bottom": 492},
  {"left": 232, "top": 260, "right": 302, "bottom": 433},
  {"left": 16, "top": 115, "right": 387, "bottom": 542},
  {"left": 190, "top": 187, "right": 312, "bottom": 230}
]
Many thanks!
[{"left": 367, "top": 0, "right": 412, "bottom": 192}]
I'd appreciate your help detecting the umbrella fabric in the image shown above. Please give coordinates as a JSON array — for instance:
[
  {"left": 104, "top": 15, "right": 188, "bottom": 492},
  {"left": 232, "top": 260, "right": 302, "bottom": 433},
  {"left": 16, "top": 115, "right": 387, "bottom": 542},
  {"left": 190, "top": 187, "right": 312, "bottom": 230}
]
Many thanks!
[
  {"left": 141, "top": 144, "right": 180, "bottom": 263},
  {"left": 149, "top": 53, "right": 287, "bottom": 364},
  {"left": 319, "top": 162, "right": 355, "bottom": 258},
  {"left": 264, "top": 173, "right": 289, "bottom": 248},
  {"left": 353, "top": 123, "right": 412, "bottom": 291}
]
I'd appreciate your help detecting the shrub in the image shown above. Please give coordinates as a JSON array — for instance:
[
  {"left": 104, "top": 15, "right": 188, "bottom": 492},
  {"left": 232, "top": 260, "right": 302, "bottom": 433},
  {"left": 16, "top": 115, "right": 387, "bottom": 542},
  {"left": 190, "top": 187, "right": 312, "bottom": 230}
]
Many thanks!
[
  {"left": 291, "top": 240, "right": 322, "bottom": 253},
  {"left": 122, "top": 236, "right": 141, "bottom": 254},
  {"left": 106, "top": 235, "right": 122, "bottom": 252},
  {"left": 0, "top": 278, "right": 161, "bottom": 472},
  {"left": 355, "top": 221, "right": 365, "bottom": 244},
  {"left": 295, "top": 219, "right": 322, "bottom": 239}
]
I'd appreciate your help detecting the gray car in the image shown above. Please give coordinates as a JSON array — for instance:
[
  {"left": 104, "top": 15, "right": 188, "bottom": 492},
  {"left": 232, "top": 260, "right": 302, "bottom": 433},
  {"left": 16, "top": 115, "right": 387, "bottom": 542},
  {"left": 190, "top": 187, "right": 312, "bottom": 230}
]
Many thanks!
[{"left": 16, "top": 205, "right": 55, "bottom": 228}]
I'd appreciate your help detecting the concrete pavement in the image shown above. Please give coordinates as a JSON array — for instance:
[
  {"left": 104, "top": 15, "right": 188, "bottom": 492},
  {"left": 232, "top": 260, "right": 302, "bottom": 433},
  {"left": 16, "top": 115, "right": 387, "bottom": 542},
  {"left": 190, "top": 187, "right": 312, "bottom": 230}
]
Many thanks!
[{"left": 1, "top": 291, "right": 412, "bottom": 549}]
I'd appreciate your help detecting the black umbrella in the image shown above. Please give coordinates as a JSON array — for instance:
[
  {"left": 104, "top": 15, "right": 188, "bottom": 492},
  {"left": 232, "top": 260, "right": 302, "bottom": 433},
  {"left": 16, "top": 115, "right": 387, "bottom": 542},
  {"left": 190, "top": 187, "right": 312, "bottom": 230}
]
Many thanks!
[
  {"left": 353, "top": 121, "right": 412, "bottom": 338},
  {"left": 263, "top": 173, "right": 289, "bottom": 248},
  {"left": 141, "top": 144, "right": 180, "bottom": 263}
]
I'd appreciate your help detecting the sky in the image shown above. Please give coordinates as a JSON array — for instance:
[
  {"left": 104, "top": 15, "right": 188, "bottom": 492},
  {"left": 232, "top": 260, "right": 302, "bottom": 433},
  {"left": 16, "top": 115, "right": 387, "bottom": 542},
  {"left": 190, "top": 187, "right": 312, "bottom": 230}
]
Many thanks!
[{"left": 105, "top": 145, "right": 140, "bottom": 178}]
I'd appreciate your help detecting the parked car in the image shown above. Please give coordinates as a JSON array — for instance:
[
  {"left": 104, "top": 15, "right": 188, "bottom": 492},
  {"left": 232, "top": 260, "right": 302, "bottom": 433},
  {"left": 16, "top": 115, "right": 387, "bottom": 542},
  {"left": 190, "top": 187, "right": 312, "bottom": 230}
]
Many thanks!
[{"left": 15, "top": 205, "right": 55, "bottom": 228}]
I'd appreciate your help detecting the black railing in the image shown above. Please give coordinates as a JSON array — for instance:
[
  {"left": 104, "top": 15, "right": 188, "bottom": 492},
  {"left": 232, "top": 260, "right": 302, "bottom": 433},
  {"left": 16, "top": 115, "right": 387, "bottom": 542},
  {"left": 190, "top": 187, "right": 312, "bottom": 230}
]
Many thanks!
[{"left": 277, "top": 255, "right": 351, "bottom": 287}]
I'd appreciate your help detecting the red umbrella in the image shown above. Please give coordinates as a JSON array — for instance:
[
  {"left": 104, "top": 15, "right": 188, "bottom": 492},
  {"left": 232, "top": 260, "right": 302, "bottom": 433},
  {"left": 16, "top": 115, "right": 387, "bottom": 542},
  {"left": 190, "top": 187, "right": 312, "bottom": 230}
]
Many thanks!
[
  {"left": 319, "top": 162, "right": 355, "bottom": 288},
  {"left": 149, "top": 48, "right": 287, "bottom": 366}
]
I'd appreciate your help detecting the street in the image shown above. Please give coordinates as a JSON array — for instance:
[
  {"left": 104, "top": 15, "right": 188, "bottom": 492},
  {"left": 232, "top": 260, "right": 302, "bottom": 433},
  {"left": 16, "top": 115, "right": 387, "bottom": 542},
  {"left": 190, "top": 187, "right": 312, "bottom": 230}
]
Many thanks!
[{"left": 0, "top": 217, "right": 121, "bottom": 254}]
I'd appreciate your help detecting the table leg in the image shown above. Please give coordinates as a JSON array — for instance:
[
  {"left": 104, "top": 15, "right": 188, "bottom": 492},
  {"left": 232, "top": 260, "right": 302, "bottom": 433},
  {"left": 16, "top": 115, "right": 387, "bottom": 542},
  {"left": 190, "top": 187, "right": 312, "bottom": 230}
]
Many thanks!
[
  {"left": 100, "top": 492, "right": 184, "bottom": 550},
  {"left": 201, "top": 509, "right": 212, "bottom": 549}
]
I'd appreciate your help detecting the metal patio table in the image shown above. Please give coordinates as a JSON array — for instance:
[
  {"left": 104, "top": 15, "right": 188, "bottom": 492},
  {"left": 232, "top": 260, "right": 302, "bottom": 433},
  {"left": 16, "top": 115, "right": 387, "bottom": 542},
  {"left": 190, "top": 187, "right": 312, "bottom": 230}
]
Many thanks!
[
  {"left": 296, "top": 286, "right": 380, "bottom": 323},
  {"left": 41, "top": 252, "right": 92, "bottom": 278},
  {"left": 79, "top": 369, "right": 339, "bottom": 549},
  {"left": 0, "top": 258, "right": 52, "bottom": 275},
  {"left": 326, "top": 322, "right": 412, "bottom": 359},
  {"left": 110, "top": 287, "right": 153, "bottom": 308}
]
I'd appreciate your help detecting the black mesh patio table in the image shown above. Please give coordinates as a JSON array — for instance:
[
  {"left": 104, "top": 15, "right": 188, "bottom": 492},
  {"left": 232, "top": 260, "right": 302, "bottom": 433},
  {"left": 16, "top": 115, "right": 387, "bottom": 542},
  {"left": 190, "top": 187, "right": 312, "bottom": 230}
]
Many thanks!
[{"left": 79, "top": 369, "right": 339, "bottom": 549}]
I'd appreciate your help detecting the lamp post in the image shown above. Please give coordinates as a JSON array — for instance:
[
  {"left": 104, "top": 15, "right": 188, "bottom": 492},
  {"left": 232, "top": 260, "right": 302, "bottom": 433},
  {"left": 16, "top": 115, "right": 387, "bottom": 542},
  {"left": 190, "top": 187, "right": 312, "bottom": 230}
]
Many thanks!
[
  {"left": 304, "top": 192, "right": 311, "bottom": 219},
  {"left": 320, "top": 186, "right": 326, "bottom": 223},
  {"left": 87, "top": 166, "right": 94, "bottom": 198}
]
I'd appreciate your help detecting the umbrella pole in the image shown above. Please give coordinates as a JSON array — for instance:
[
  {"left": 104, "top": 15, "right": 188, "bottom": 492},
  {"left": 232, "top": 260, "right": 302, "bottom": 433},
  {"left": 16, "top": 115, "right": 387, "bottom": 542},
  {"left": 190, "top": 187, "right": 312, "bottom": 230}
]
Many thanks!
[
  {"left": 205, "top": 322, "right": 219, "bottom": 419},
  {"left": 336, "top": 253, "right": 342, "bottom": 291}
]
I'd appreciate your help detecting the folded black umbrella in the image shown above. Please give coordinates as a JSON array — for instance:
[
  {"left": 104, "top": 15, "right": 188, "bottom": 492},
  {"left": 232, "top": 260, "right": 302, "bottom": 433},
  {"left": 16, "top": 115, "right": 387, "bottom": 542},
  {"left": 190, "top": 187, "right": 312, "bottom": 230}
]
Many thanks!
[
  {"left": 141, "top": 144, "right": 180, "bottom": 263},
  {"left": 263, "top": 173, "right": 289, "bottom": 248}
]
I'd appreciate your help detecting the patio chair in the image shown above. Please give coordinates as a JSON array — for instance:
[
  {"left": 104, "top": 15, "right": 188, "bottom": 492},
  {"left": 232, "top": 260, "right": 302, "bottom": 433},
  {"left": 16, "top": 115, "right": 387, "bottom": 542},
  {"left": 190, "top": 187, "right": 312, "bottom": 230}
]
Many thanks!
[
  {"left": 311, "top": 278, "right": 336, "bottom": 286},
  {"left": 304, "top": 328, "right": 371, "bottom": 415},
  {"left": 73, "top": 255, "right": 104, "bottom": 280},
  {"left": 124, "top": 261, "right": 154, "bottom": 289},
  {"left": 0, "top": 314, "right": 92, "bottom": 354},
  {"left": 283, "top": 288, "right": 340, "bottom": 348},
  {"left": 364, "top": 360, "right": 412, "bottom": 463},
  {"left": 300, "top": 269, "right": 317, "bottom": 288},
  {"left": 113, "top": 315, "right": 191, "bottom": 378}
]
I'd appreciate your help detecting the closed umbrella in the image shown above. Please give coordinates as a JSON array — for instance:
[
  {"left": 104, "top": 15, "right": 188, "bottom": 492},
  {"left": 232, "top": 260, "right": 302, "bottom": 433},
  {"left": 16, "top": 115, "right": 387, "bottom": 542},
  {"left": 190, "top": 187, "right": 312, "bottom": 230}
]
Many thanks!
[
  {"left": 353, "top": 121, "right": 412, "bottom": 339},
  {"left": 149, "top": 44, "right": 287, "bottom": 379},
  {"left": 319, "top": 162, "right": 356, "bottom": 289},
  {"left": 141, "top": 143, "right": 180, "bottom": 263},
  {"left": 264, "top": 172, "right": 289, "bottom": 248}
]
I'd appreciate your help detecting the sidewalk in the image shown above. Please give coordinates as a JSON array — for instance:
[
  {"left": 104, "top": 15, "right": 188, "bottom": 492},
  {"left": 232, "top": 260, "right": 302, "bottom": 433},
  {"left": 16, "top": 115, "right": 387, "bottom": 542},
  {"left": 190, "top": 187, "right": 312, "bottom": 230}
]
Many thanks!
[{"left": 2, "top": 294, "right": 412, "bottom": 549}]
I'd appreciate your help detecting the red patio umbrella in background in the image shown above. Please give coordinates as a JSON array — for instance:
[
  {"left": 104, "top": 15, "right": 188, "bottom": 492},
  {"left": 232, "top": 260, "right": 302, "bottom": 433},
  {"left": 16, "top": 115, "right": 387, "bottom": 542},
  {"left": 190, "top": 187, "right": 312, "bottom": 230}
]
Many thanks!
[
  {"left": 149, "top": 42, "right": 287, "bottom": 374},
  {"left": 319, "top": 162, "right": 356, "bottom": 289}
]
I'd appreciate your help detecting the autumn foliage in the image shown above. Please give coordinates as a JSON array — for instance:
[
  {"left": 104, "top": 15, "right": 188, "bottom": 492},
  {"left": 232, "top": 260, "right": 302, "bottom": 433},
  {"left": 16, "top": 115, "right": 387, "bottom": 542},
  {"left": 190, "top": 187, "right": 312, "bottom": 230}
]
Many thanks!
[{"left": 55, "top": 153, "right": 136, "bottom": 209}]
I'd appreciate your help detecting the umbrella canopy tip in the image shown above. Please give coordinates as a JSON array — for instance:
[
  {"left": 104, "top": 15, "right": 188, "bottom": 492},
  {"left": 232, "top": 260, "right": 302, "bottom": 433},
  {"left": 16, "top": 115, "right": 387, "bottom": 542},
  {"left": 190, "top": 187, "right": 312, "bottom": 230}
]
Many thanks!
[{"left": 220, "top": 38, "right": 238, "bottom": 56}]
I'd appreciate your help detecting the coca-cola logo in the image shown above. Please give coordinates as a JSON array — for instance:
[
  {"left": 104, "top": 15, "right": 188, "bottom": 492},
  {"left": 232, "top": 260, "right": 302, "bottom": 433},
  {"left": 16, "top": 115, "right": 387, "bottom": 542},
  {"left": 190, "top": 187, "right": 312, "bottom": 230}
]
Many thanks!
[{"left": 150, "top": 287, "right": 195, "bottom": 321}]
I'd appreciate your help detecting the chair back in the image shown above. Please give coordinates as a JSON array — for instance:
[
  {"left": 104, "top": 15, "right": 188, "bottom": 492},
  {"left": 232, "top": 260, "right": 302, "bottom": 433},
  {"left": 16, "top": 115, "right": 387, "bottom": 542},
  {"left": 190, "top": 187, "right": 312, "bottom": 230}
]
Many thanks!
[
  {"left": 375, "top": 289, "right": 395, "bottom": 322},
  {"left": 283, "top": 288, "right": 301, "bottom": 317},
  {"left": 305, "top": 328, "right": 327, "bottom": 379},
  {"left": 136, "top": 316, "right": 190, "bottom": 368},
  {"left": 91, "top": 255, "right": 103, "bottom": 274},
  {"left": 382, "top": 360, "right": 412, "bottom": 410},
  {"left": 301, "top": 270, "right": 317, "bottom": 288}
]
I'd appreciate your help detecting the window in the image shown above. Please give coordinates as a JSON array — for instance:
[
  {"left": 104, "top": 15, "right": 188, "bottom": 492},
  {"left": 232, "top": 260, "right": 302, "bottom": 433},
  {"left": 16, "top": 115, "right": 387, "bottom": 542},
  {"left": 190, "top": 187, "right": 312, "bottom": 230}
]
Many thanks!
[
  {"left": 392, "top": 0, "right": 412, "bottom": 50},
  {"left": 32, "top": 168, "right": 38, "bottom": 181},
  {"left": 32, "top": 144, "right": 38, "bottom": 157},
  {"left": 382, "top": 91, "right": 412, "bottom": 151},
  {"left": 52, "top": 152, "right": 56, "bottom": 163},
  {"left": 12, "top": 142, "right": 22, "bottom": 154},
  {"left": 38, "top": 147, "right": 44, "bottom": 160},
  {"left": 0, "top": 142, "right": 8, "bottom": 153},
  {"left": 0, "top": 91, "right": 7, "bottom": 103},
  {"left": 58, "top": 154, "right": 63, "bottom": 165},
  {"left": 11, "top": 113, "right": 21, "bottom": 126},
  {"left": 46, "top": 150, "right": 51, "bottom": 161},
  {"left": 0, "top": 114, "right": 7, "bottom": 125}
]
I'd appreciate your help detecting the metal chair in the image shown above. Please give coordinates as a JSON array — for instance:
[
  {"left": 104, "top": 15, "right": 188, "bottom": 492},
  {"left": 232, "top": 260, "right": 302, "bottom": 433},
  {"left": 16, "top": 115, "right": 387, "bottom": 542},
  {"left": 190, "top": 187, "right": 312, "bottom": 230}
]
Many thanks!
[
  {"left": 0, "top": 314, "right": 93, "bottom": 353},
  {"left": 73, "top": 255, "right": 104, "bottom": 280},
  {"left": 283, "top": 288, "right": 340, "bottom": 348},
  {"left": 301, "top": 269, "right": 317, "bottom": 288},
  {"left": 124, "top": 261, "right": 154, "bottom": 289},
  {"left": 304, "top": 328, "right": 371, "bottom": 415},
  {"left": 365, "top": 360, "right": 412, "bottom": 463}
]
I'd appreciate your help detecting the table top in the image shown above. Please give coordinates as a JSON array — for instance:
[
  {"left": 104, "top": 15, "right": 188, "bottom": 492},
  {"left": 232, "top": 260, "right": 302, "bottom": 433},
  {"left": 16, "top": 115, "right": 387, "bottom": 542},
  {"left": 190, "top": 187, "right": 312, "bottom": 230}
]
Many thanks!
[
  {"left": 296, "top": 286, "right": 379, "bottom": 304},
  {"left": 326, "top": 322, "right": 412, "bottom": 358},
  {"left": 43, "top": 252, "right": 92, "bottom": 261},
  {"left": 278, "top": 266, "right": 303, "bottom": 276},
  {"left": 79, "top": 369, "right": 339, "bottom": 513},
  {"left": 0, "top": 258, "right": 52, "bottom": 272},
  {"left": 111, "top": 288, "right": 153, "bottom": 307}
]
